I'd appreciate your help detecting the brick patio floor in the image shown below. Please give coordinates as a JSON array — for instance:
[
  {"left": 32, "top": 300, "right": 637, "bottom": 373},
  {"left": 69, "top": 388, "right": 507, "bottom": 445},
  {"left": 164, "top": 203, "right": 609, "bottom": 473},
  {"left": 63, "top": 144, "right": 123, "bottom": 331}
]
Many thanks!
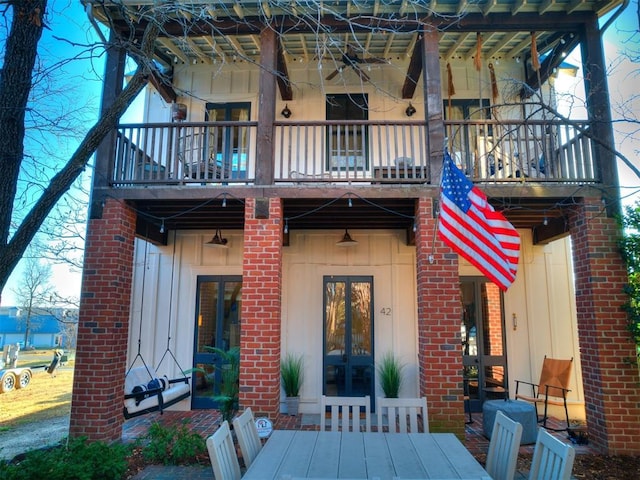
[{"left": 125, "top": 408, "right": 593, "bottom": 479}]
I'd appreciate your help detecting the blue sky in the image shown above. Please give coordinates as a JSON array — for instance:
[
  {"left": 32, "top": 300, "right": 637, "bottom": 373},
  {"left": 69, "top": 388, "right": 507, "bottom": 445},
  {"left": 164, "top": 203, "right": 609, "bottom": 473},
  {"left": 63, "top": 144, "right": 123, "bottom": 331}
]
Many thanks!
[{"left": 0, "top": 1, "right": 639, "bottom": 307}]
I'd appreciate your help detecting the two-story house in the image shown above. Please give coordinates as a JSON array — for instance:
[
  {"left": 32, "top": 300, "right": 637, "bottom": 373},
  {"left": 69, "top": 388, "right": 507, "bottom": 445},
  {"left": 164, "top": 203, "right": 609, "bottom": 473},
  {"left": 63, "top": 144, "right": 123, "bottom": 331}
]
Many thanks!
[{"left": 72, "top": 0, "right": 639, "bottom": 454}]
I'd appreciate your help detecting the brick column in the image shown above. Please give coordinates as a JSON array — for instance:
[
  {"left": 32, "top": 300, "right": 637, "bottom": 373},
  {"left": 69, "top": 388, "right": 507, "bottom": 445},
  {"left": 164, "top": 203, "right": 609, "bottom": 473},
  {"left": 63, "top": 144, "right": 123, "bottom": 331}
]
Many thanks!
[
  {"left": 240, "top": 198, "right": 283, "bottom": 420},
  {"left": 69, "top": 199, "right": 135, "bottom": 441},
  {"left": 569, "top": 197, "right": 640, "bottom": 454},
  {"left": 415, "top": 197, "right": 464, "bottom": 434}
]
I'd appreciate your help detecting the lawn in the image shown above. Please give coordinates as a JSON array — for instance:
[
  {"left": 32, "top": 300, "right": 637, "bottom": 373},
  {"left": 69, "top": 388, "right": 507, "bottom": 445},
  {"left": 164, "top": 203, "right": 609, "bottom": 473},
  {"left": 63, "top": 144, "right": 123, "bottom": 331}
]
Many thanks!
[{"left": 0, "top": 349, "right": 74, "bottom": 428}]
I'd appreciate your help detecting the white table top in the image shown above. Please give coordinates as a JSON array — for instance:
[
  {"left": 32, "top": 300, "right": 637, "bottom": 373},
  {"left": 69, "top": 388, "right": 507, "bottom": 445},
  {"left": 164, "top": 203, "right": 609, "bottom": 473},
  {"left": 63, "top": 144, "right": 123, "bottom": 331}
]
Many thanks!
[{"left": 242, "top": 430, "right": 491, "bottom": 480}]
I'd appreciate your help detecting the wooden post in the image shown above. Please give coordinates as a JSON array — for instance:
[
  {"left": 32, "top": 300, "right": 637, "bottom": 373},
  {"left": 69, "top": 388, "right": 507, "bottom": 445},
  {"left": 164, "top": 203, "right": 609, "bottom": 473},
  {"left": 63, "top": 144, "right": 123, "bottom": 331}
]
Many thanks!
[
  {"left": 255, "top": 27, "right": 277, "bottom": 185},
  {"left": 580, "top": 16, "right": 619, "bottom": 217},
  {"left": 90, "top": 32, "right": 126, "bottom": 219},
  {"left": 421, "top": 26, "right": 445, "bottom": 185}
]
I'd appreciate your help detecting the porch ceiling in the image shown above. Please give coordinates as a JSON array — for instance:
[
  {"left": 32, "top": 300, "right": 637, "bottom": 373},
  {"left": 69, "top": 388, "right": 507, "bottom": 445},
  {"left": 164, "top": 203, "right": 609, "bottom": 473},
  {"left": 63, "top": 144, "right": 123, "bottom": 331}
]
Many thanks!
[
  {"left": 89, "top": 1, "right": 622, "bottom": 97},
  {"left": 129, "top": 195, "right": 570, "bottom": 235}
]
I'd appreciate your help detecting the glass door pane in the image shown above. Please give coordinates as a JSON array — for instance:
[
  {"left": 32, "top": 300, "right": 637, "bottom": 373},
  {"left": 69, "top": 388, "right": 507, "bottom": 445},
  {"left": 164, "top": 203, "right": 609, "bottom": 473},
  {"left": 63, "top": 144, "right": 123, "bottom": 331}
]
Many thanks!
[
  {"left": 323, "top": 276, "right": 374, "bottom": 409},
  {"left": 205, "top": 103, "right": 250, "bottom": 179},
  {"left": 192, "top": 276, "right": 242, "bottom": 409},
  {"left": 461, "top": 278, "right": 507, "bottom": 413}
]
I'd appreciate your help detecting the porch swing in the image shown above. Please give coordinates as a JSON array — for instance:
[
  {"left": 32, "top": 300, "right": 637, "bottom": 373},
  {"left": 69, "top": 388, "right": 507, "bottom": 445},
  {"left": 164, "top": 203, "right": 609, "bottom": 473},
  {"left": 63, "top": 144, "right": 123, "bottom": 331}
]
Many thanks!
[{"left": 123, "top": 233, "right": 191, "bottom": 419}]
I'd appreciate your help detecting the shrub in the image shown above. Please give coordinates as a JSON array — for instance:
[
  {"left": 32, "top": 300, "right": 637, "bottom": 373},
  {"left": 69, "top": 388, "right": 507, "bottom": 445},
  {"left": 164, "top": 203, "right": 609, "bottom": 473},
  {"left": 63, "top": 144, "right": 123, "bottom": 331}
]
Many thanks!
[
  {"left": 141, "top": 421, "right": 206, "bottom": 465},
  {"left": 0, "top": 437, "right": 131, "bottom": 480}
]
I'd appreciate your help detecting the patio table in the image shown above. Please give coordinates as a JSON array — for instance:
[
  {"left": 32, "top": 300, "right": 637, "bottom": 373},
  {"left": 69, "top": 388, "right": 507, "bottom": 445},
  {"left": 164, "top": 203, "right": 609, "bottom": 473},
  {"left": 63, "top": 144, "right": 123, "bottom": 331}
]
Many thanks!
[{"left": 242, "top": 430, "right": 490, "bottom": 480}]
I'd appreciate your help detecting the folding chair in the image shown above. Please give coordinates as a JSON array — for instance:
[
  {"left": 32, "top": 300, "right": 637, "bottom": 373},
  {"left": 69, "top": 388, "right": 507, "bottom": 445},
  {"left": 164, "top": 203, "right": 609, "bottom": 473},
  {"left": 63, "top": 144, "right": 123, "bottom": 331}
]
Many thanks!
[
  {"left": 376, "top": 397, "right": 429, "bottom": 433},
  {"left": 320, "top": 395, "right": 371, "bottom": 432},
  {"left": 515, "top": 356, "right": 573, "bottom": 431},
  {"left": 485, "top": 410, "right": 523, "bottom": 480}
]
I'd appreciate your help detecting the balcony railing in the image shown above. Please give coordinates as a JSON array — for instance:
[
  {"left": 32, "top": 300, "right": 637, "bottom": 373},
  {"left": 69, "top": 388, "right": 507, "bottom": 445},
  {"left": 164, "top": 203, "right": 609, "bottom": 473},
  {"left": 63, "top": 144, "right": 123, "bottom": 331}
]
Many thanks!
[
  {"left": 445, "top": 119, "right": 598, "bottom": 183},
  {"left": 111, "top": 119, "right": 598, "bottom": 187}
]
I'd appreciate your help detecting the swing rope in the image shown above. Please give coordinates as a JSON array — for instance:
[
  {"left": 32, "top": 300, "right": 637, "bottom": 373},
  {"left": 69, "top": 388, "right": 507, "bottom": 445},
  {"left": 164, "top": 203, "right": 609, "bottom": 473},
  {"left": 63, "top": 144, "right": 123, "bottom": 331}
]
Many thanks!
[
  {"left": 155, "top": 230, "right": 188, "bottom": 378},
  {"left": 125, "top": 235, "right": 154, "bottom": 379}
]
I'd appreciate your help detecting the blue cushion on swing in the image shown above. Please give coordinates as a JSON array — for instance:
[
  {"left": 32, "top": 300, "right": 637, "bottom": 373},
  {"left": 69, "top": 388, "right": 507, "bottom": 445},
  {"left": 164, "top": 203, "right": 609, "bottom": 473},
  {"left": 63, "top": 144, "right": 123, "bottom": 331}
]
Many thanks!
[
  {"left": 124, "top": 366, "right": 190, "bottom": 416},
  {"left": 148, "top": 378, "right": 162, "bottom": 391}
]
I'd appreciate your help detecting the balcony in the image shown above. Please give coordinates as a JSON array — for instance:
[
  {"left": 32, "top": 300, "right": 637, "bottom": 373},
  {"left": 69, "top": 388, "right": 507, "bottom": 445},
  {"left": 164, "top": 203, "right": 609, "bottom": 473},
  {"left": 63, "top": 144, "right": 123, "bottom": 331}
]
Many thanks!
[{"left": 111, "top": 119, "right": 598, "bottom": 188}]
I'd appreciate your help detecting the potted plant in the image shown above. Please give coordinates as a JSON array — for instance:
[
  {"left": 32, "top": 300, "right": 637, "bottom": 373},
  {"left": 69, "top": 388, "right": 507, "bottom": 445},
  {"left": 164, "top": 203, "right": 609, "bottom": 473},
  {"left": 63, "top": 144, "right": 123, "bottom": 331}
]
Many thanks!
[
  {"left": 281, "top": 353, "right": 304, "bottom": 415},
  {"left": 377, "top": 352, "right": 405, "bottom": 398},
  {"left": 185, "top": 346, "right": 240, "bottom": 424}
]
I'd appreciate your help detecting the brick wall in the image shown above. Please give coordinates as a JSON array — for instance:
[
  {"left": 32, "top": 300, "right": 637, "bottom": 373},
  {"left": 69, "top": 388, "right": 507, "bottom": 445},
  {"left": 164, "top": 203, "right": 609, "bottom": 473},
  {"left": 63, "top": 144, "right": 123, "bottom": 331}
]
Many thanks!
[
  {"left": 415, "top": 197, "right": 465, "bottom": 435},
  {"left": 69, "top": 199, "right": 135, "bottom": 441},
  {"left": 239, "top": 198, "right": 283, "bottom": 420},
  {"left": 570, "top": 197, "right": 640, "bottom": 454}
]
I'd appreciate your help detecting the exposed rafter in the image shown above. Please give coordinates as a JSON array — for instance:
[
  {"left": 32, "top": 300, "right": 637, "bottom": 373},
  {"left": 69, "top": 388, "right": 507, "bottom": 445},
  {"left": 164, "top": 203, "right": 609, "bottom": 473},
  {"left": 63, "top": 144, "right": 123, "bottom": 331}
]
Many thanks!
[
  {"left": 485, "top": 32, "right": 519, "bottom": 59},
  {"left": 511, "top": 0, "right": 528, "bottom": 16},
  {"left": 539, "top": 0, "right": 557, "bottom": 15},
  {"left": 158, "top": 38, "right": 188, "bottom": 64},
  {"left": 445, "top": 32, "right": 473, "bottom": 61},
  {"left": 185, "top": 38, "right": 212, "bottom": 65}
]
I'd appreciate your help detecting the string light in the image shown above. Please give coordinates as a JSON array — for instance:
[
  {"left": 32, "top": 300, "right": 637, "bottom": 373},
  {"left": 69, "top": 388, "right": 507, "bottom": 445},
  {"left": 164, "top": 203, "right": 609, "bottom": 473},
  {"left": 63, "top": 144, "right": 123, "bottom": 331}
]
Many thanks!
[{"left": 160, "top": 221, "right": 165, "bottom": 234}]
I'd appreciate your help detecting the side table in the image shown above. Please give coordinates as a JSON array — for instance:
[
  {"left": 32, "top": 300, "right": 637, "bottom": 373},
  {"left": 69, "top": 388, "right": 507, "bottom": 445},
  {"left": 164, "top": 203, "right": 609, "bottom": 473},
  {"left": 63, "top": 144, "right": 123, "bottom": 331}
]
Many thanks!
[{"left": 483, "top": 399, "right": 538, "bottom": 444}]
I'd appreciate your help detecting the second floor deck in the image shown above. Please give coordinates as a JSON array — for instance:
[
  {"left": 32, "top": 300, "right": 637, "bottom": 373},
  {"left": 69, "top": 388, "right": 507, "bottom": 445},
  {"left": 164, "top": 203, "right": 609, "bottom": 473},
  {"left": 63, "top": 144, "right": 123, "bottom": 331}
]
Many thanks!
[{"left": 111, "top": 118, "right": 599, "bottom": 189}]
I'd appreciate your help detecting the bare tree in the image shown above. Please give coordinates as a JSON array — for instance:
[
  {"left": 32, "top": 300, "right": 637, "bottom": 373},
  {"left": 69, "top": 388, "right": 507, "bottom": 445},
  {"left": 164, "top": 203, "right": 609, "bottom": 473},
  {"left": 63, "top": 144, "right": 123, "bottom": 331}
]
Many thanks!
[
  {"left": 0, "top": 0, "right": 162, "bottom": 302},
  {"left": 1, "top": 0, "right": 638, "bottom": 306},
  {"left": 12, "top": 251, "right": 53, "bottom": 347}
]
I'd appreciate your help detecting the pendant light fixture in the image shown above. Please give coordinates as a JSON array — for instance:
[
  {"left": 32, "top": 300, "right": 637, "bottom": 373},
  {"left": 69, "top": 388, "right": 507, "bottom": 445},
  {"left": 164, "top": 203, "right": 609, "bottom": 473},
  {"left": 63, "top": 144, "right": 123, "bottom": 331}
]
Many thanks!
[
  {"left": 205, "top": 229, "right": 229, "bottom": 248},
  {"left": 336, "top": 229, "right": 358, "bottom": 247}
]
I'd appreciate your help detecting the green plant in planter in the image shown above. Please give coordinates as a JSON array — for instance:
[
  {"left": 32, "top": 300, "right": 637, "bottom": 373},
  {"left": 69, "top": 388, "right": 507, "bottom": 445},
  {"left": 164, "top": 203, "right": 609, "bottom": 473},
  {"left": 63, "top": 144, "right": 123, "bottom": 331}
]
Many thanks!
[
  {"left": 185, "top": 346, "right": 240, "bottom": 424},
  {"left": 281, "top": 353, "right": 304, "bottom": 415},
  {"left": 377, "top": 352, "right": 405, "bottom": 398}
]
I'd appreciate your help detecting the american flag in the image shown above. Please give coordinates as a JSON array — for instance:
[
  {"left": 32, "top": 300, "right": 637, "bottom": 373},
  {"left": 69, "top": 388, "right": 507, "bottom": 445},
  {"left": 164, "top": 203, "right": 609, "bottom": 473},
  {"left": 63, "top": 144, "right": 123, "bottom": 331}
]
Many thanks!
[{"left": 438, "top": 152, "right": 520, "bottom": 291}]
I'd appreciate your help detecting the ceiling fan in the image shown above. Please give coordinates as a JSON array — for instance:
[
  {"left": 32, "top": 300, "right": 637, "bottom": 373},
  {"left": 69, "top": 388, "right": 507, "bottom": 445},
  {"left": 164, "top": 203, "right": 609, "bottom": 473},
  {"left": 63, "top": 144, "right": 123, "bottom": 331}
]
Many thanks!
[{"left": 325, "top": 45, "right": 388, "bottom": 82}]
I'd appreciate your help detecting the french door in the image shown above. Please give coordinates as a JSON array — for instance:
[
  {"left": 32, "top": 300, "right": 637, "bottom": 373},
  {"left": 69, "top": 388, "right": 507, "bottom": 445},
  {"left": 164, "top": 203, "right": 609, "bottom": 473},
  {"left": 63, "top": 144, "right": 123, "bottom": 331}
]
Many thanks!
[
  {"left": 461, "top": 277, "right": 508, "bottom": 412},
  {"left": 326, "top": 94, "right": 369, "bottom": 171},
  {"left": 204, "top": 102, "right": 251, "bottom": 179},
  {"left": 323, "top": 276, "right": 374, "bottom": 409},
  {"left": 192, "top": 275, "right": 242, "bottom": 409}
]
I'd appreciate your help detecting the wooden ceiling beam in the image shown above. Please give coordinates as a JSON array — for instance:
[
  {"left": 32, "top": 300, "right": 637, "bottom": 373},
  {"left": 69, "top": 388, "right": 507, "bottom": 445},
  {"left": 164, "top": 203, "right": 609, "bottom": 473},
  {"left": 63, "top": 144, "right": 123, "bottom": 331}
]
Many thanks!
[
  {"left": 277, "top": 40, "right": 293, "bottom": 101},
  {"left": 148, "top": 69, "right": 177, "bottom": 104},
  {"left": 112, "top": 11, "right": 590, "bottom": 43},
  {"left": 401, "top": 37, "right": 422, "bottom": 99},
  {"left": 522, "top": 32, "right": 580, "bottom": 97}
]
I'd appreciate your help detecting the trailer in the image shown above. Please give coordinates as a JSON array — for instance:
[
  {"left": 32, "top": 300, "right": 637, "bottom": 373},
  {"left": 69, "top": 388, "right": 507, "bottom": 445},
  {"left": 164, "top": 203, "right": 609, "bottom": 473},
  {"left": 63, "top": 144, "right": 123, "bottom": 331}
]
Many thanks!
[
  {"left": 0, "top": 366, "right": 32, "bottom": 393},
  {"left": 1, "top": 344, "right": 32, "bottom": 393}
]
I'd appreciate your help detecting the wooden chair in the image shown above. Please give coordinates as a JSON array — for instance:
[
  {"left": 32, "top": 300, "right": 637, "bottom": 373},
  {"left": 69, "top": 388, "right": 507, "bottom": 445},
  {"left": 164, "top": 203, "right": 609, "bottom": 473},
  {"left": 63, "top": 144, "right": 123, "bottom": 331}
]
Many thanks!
[
  {"left": 528, "top": 429, "right": 576, "bottom": 480},
  {"left": 232, "top": 407, "right": 262, "bottom": 468},
  {"left": 320, "top": 395, "right": 371, "bottom": 432},
  {"left": 376, "top": 396, "right": 429, "bottom": 433},
  {"left": 206, "top": 420, "right": 241, "bottom": 480},
  {"left": 485, "top": 410, "right": 523, "bottom": 480},
  {"left": 515, "top": 356, "right": 573, "bottom": 431}
]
